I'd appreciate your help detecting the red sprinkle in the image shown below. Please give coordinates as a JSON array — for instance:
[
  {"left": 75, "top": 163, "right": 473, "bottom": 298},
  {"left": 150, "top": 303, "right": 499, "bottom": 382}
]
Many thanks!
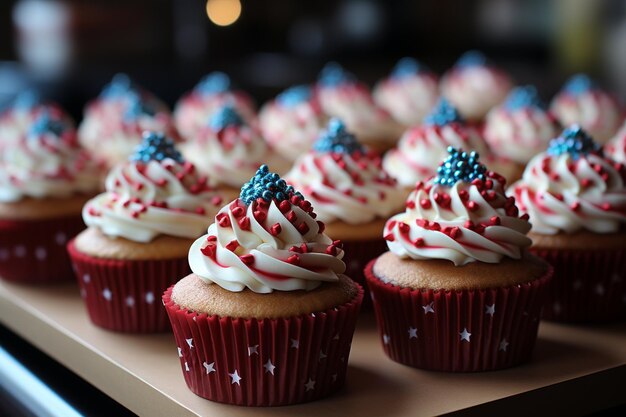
[
  {"left": 332, "top": 240, "right": 343, "bottom": 248},
  {"left": 238, "top": 217, "right": 251, "bottom": 230},
  {"left": 279, "top": 200, "right": 291, "bottom": 213},
  {"left": 297, "top": 222, "right": 310, "bottom": 234},
  {"left": 406, "top": 200, "right": 416, "bottom": 209},
  {"left": 467, "top": 201, "right": 478, "bottom": 211},
  {"left": 240, "top": 254, "right": 254, "bottom": 265},
  {"left": 200, "top": 244, "right": 215, "bottom": 258},
  {"left": 253, "top": 210, "right": 266, "bottom": 222},
  {"left": 195, "top": 207, "right": 206, "bottom": 215},
  {"left": 414, "top": 238, "right": 425, "bottom": 247},
  {"left": 217, "top": 213, "right": 231, "bottom": 227},
  {"left": 206, "top": 235, "right": 217, "bottom": 242},
  {"left": 225, "top": 240, "right": 239, "bottom": 251},
  {"left": 384, "top": 233, "right": 395, "bottom": 241},
  {"left": 317, "top": 221, "right": 326, "bottom": 233},
  {"left": 300, "top": 243, "right": 309, "bottom": 253},
  {"left": 289, "top": 246, "right": 301, "bottom": 253},
  {"left": 325, "top": 245, "right": 338, "bottom": 256},
  {"left": 270, "top": 223, "right": 282, "bottom": 236},
  {"left": 231, "top": 206, "right": 245, "bottom": 217},
  {"left": 398, "top": 222, "right": 410, "bottom": 233},
  {"left": 287, "top": 254, "right": 300, "bottom": 265},
  {"left": 490, "top": 216, "right": 501, "bottom": 226},
  {"left": 286, "top": 211, "right": 297, "bottom": 223},
  {"left": 571, "top": 201, "right": 581, "bottom": 211},
  {"left": 420, "top": 199, "right": 432, "bottom": 209}
]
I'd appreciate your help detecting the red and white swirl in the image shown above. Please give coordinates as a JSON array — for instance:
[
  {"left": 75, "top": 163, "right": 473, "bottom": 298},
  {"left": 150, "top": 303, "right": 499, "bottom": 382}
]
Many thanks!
[{"left": 373, "top": 73, "right": 439, "bottom": 127}]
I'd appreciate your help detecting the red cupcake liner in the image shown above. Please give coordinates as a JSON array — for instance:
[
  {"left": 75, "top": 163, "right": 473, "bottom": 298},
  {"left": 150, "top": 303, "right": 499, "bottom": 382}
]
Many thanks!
[
  {"left": 163, "top": 283, "right": 364, "bottom": 406},
  {"left": 341, "top": 238, "right": 388, "bottom": 310},
  {"left": 0, "top": 215, "right": 84, "bottom": 284},
  {"left": 67, "top": 240, "right": 189, "bottom": 333},
  {"left": 531, "top": 247, "right": 626, "bottom": 323},
  {"left": 365, "top": 259, "right": 552, "bottom": 372}
]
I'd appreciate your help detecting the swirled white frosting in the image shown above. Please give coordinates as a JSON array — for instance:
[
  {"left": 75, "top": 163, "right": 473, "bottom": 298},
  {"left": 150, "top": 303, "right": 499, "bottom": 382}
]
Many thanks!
[
  {"left": 383, "top": 123, "right": 491, "bottom": 187},
  {"left": 373, "top": 73, "right": 439, "bottom": 127},
  {"left": 174, "top": 91, "right": 256, "bottom": 140},
  {"left": 259, "top": 99, "right": 326, "bottom": 161},
  {"left": 0, "top": 129, "right": 101, "bottom": 203},
  {"left": 0, "top": 104, "right": 69, "bottom": 151},
  {"left": 316, "top": 84, "right": 403, "bottom": 144},
  {"left": 285, "top": 151, "right": 405, "bottom": 224},
  {"left": 550, "top": 90, "right": 622, "bottom": 144},
  {"left": 385, "top": 174, "right": 531, "bottom": 265},
  {"left": 189, "top": 197, "right": 346, "bottom": 293},
  {"left": 484, "top": 106, "right": 559, "bottom": 164},
  {"left": 509, "top": 152, "right": 626, "bottom": 234},
  {"left": 83, "top": 158, "right": 223, "bottom": 242},
  {"left": 606, "top": 122, "right": 626, "bottom": 164},
  {"left": 441, "top": 66, "right": 512, "bottom": 121}
]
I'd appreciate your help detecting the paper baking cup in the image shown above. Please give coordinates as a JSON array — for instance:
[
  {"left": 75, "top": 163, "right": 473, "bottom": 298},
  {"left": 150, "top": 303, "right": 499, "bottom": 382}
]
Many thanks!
[
  {"left": 342, "top": 238, "right": 388, "bottom": 309},
  {"left": 532, "top": 247, "right": 626, "bottom": 322},
  {"left": 365, "top": 259, "right": 552, "bottom": 372},
  {"left": 0, "top": 215, "right": 84, "bottom": 284},
  {"left": 163, "top": 284, "right": 364, "bottom": 406},
  {"left": 67, "top": 240, "right": 189, "bottom": 333}
]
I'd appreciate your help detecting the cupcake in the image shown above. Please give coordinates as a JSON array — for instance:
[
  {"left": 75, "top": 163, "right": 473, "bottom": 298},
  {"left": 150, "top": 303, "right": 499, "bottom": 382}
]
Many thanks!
[
  {"left": 67, "top": 132, "right": 223, "bottom": 332},
  {"left": 181, "top": 105, "right": 288, "bottom": 202},
  {"left": 484, "top": 85, "right": 560, "bottom": 181},
  {"left": 366, "top": 147, "right": 552, "bottom": 372},
  {"left": 384, "top": 98, "right": 516, "bottom": 189},
  {"left": 258, "top": 85, "right": 326, "bottom": 161},
  {"left": 373, "top": 57, "right": 439, "bottom": 128},
  {"left": 163, "top": 165, "right": 363, "bottom": 406},
  {"left": 550, "top": 74, "right": 623, "bottom": 143},
  {"left": 174, "top": 71, "right": 256, "bottom": 141},
  {"left": 0, "top": 111, "right": 102, "bottom": 284},
  {"left": 441, "top": 51, "right": 513, "bottom": 122},
  {"left": 78, "top": 74, "right": 177, "bottom": 168},
  {"left": 316, "top": 62, "right": 403, "bottom": 153},
  {"left": 509, "top": 125, "right": 626, "bottom": 322},
  {"left": 605, "top": 121, "right": 626, "bottom": 163},
  {"left": 285, "top": 118, "right": 405, "bottom": 297}
]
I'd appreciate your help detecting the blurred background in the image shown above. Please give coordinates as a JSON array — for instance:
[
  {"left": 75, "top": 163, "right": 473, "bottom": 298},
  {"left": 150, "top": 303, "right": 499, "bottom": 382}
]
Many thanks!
[{"left": 1, "top": 0, "right": 626, "bottom": 120}]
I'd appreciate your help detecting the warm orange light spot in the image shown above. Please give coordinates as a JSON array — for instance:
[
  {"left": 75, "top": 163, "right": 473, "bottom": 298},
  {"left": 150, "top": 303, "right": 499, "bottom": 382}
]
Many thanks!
[{"left": 206, "top": 0, "right": 241, "bottom": 27}]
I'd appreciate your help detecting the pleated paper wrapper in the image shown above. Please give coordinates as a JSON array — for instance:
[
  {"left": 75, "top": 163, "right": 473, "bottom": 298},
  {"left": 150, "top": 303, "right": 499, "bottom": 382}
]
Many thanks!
[
  {"left": 67, "top": 240, "right": 189, "bottom": 333},
  {"left": 365, "top": 259, "right": 552, "bottom": 372},
  {"left": 163, "top": 284, "right": 363, "bottom": 406},
  {"left": 532, "top": 247, "right": 626, "bottom": 323},
  {"left": 0, "top": 215, "right": 84, "bottom": 284},
  {"left": 341, "top": 238, "right": 388, "bottom": 309}
]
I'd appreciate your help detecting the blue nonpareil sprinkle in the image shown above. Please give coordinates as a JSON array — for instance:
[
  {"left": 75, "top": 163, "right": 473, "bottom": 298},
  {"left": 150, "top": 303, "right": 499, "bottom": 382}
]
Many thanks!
[
  {"left": 123, "top": 93, "right": 156, "bottom": 121},
  {"left": 434, "top": 146, "right": 487, "bottom": 187},
  {"left": 455, "top": 50, "right": 487, "bottom": 68},
  {"left": 312, "top": 118, "right": 365, "bottom": 154},
  {"left": 546, "top": 124, "right": 602, "bottom": 160},
  {"left": 276, "top": 85, "right": 312, "bottom": 107},
  {"left": 423, "top": 98, "right": 464, "bottom": 126},
  {"left": 504, "top": 85, "right": 545, "bottom": 111},
  {"left": 391, "top": 57, "right": 426, "bottom": 79},
  {"left": 563, "top": 74, "right": 596, "bottom": 96},
  {"left": 195, "top": 72, "right": 231, "bottom": 96},
  {"left": 239, "top": 164, "right": 303, "bottom": 206},
  {"left": 209, "top": 105, "right": 244, "bottom": 130},
  {"left": 13, "top": 90, "right": 42, "bottom": 111},
  {"left": 131, "top": 131, "right": 184, "bottom": 163},
  {"left": 100, "top": 73, "right": 136, "bottom": 100},
  {"left": 29, "top": 112, "right": 66, "bottom": 137},
  {"left": 318, "top": 62, "right": 356, "bottom": 87}
]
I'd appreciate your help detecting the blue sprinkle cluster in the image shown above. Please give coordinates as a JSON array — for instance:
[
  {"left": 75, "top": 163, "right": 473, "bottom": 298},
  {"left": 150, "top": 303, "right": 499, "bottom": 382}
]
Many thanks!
[
  {"left": 456, "top": 50, "right": 487, "bottom": 68},
  {"left": 391, "top": 57, "right": 426, "bottom": 79},
  {"left": 209, "top": 106, "right": 244, "bottom": 130},
  {"left": 563, "top": 74, "right": 596, "bottom": 96},
  {"left": 123, "top": 94, "right": 156, "bottom": 121},
  {"left": 423, "top": 98, "right": 464, "bottom": 126},
  {"left": 195, "top": 72, "right": 231, "bottom": 95},
  {"left": 29, "top": 112, "right": 66, "bottom": 137},
  {"left": 313, "top": 118, "right": 365, "bottom": 154},
  {"left": 131, "top": 132, "right": 184, "bottom": 163},
  {"left": 547, "top": 125, "right": 602, "bottom": 160},
  {"left": 318, "top": 62, "right": 356, "bottom": 87},
  {"left": 504, "top": 85, "right": 545, "bottom": 111},
  {"left": 276, "top": 85, "right": 312, "bottom": 107},
  {"left": 13, "top": 90, "right": 42, "bottom": 111},
  {"left": 100, "top": 74, "right": 136, "bottom": 100},
  {"left": 434, "top": 147, "right": 487, "bottom": 186},
  {"left": 240, "top": 165, "right": 303, "bottom": 206}
]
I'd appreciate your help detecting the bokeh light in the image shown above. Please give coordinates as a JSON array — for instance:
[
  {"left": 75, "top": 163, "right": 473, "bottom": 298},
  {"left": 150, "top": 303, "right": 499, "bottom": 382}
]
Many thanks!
[{"left": 206, "top": 0, "right": 241, "bottom": 27}]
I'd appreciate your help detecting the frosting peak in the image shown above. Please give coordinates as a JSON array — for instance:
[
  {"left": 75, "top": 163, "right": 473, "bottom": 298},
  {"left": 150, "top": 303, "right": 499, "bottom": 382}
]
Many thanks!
[
  {"left": 456, "top": 50, "right": 488, "bottom": 68},
  {"left": 318, "top": 62, "right": 356, "bottom": 87},
  {"left": 434, "top": 147, "right": 487, "bottom": 186},
  {"left": 196, "top": 71, "right": 231, "bottom": 95},
  {"left": 391, "top": 57, "right": 426, "bottom": 79},
  {"left": 240, "top": 165, "right": 303, "bottom": 206},
  {"left": 504, "top": 85, "right": 544, "bottom": 111},
  {"left": 423, "top": 99, "right": 464, "bottom": 126},
  {"left": 276, "top": 85, "right": 312, "bottom": 107},
  {"left": 563, "top": 74, "right": 596, "bottom": 96},
  {"left": 546, "top": 125, "right": 602, "bottom": 159},
  {"left": 312, "top": 118, "right": 366, "bottom": 154},
  {"left": 132, "top": 131, "right": 184, "bottom": 163},
  {"left": 209, "top": 105, "right": 244, "bottom": 130},
  {"left": 13, "top": 90, "right": 42, "bottom": 111}
]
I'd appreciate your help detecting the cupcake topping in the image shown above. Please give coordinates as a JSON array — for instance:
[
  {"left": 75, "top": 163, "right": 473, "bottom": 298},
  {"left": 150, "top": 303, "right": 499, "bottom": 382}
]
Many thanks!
[
  {"left": 318, "top": 62, "right": 357, "bottom": 87},
  {"left": 123, "top": 93, "right": 157, "bottom": 121},
  {"left": 276, "top": 85, "right": 313, "bottom": 107},
  {"left": 423, "top": 98, "right": 464, "bottom": 126},
  {"left": 188, "top": 165, "right": 346, "bottom": 293},
  {"left": 209, "top": 105, "right": 245, "bottom": 130},
  {"left": 510, "top": 125, "right": 626, "bottom": 234},
  {"left": 285, "top": 119, "right": 404, "bottom": 224},
  {"left": 385, "top": 147, "right": 532, "bottom": 266},
  {"left": 562, "top": 74, "right": 596, "bottom": 96},
  {"left": 195, "top": 71, "right": 231, "bottom": 96},
  {"left": 99, "top": 73, "right": 138, "bottom": 100},
  {"left": 455, "top": 50, "right": 488, "bottom": 68},
  {"left": 504, "top": 85, "right": 545, "bottom": 111},
  {"left": 391, "top": 57, "right": 427, "bottom": 79},
  {"left": 83, "top": 132, "right": 222, "bottom": 242}
]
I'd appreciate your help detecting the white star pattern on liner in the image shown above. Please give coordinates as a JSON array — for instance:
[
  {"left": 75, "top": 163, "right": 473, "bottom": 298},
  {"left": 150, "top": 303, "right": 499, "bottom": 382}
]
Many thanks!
[
  {"left": 35, "top": 247, "right": 47, "bottom": 260},
  {"left": 304, "top": 378, "right": 316, "bottom": 391},
  {"left": 229, "top": 370, "right": 242, "bottom": 385},
  {"left": 14, "top": 245, "right": 26, "bottom": 257},
  {"left": 203, "top": 361, "right": 216, "bottom": 374},
  {"left": 331, "top": 374, "right": 338, "bottom": 382},
  {"left": 572, "top": 279, "right": 583, "bottom": 290},
  {"left": 319, "top": 350, "right": 327, "bottom": 361},
  {"left": 485, "top": 304, "right": 495, "bottom": 316},
  {"left": 290, "top": 339, "right": 299, "bottom": 349},
  {"left": 422, "top": 302, "right": 435, "bottom": 314},
  {"left": 499, "top": 338, "right": 509, "bottom": 352},
  {"left": 248, "top": 345, "right": 259, "bottom": 356},
  {"left": 263, "top": 359, "right": 275, "bottom": 375},
  {"left": 177, "top": 347, "right": 182, "bottom": 357},
  {"left": 102, "top": 288, "right": 112, "bottom": 301},
  {"left": 383, "top": 334, "right": 390, "bottom": 344},
  {"left": 125, "top": 296, "right": 135, "bottom": 307},
  {"left": 186, "top": 338, "right": 193, "bottom": 348},
  {"left": 0, "top": 248, "right": 9, "bottom": 261},
  {"left": 55, "top": 232, "right": 67, "bottom": 245},
  {"left": 83, "top": 274, "right": 91, "bottom": 283},
  {"left": 184, "top": 362, "right": 190, "bottom": 372},
  {"left": 408, "top": 327, "right": 418, "bottom": 339},
  {"left": 460, "top": 328, "right": 471, "bottom": 342},
  {"left": 594, "top": 284, "right": 605, "bottom": 296},
  {"left": 145, "top": 292, "right": 155, "bottom": 304}
]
